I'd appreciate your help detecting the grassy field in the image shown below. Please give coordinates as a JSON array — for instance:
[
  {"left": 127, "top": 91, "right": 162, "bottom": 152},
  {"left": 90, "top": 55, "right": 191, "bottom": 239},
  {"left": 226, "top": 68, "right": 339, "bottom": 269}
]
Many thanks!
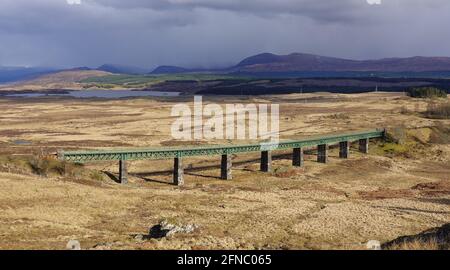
[
  {"left": 80, "top": 74, "right": 450, "bottom": 95},
  {"left": 80, "top": 74, "right": 248, "bottom": 89},
  {"left": 0, "top": 92, "right": 449, "bottom": 250},
  {"left": 3, "top": 70, "right": 450, "bottom": 95}
]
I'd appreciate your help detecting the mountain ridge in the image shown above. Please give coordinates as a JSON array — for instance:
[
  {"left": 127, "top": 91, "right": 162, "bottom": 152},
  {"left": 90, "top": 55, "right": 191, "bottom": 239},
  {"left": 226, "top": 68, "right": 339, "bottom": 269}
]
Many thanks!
[
  {"left": 3, "top": 52, "right": 450, "bottom": 84},
  {"left": 97, "top": 64, "right": 149, "bottom": 75},
  {"left": 232, "top": 52, "right": 450, "bottom": 73}
]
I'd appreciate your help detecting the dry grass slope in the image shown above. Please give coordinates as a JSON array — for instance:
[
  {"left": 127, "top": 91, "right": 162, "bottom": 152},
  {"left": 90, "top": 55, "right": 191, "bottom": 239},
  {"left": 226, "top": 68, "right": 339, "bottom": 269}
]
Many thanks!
[
  {"left": 0, "top": 92, "right": 448, "bottom": 250},
  {"left": 383, "top": 223, "right": 450, "bottom": 250}
]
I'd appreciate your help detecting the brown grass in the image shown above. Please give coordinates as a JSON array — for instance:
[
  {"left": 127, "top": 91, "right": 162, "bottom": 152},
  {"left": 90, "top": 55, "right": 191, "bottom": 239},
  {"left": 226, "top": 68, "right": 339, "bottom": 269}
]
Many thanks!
[
  {"left": 412, "top": 181, "right": 450, "bottom": 197},
  {"left": 357, "top": 188, "right": 415, "bottom": 200},
  {"left": 425, "top": 102, "right": 450, "bottom": 119},
  {"left": 383, "top": 223, "right": 450, "bottom": 250},
  {"left": 0, "top": 93, "right": 449, "bottom": 250},
  {"left": 385, "top": 238, "right": 440, "bottom": 250}
]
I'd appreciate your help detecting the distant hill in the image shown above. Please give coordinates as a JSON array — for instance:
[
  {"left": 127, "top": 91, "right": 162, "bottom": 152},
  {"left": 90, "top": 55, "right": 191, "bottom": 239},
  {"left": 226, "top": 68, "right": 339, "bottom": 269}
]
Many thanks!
[
  {"left": 147, "top": 52, "right": 450, "bottom": 76},
  {"left": 4, "top": 52, "right": 450, "bottom": 91},
  {"left": 0, "top": 66, "right": 57, "bottom": 84},
  {"left": 151, "top": 65, "right": 190, "bottom": 74},
  {"left": 232, "top": 53, "right": 450, "bottom": 73},
  {"left": 97, "top": 64, "right": 149, "bottom": 75},
  {"left": 68, "top": 67, "right": 92, "bottom": 71},
  {"left": 0, "top": 70, "right": 112, "bottom": 90}
]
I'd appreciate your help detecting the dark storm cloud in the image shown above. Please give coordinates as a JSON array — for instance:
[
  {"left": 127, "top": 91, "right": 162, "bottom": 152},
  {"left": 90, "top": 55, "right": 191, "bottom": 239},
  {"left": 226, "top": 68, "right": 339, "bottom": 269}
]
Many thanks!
[
  {"left": 92, "top": 0, "right": 364, "bottom": 23},
  {"left": 0, "top": 0, "right": 450, "bottom": 68}
]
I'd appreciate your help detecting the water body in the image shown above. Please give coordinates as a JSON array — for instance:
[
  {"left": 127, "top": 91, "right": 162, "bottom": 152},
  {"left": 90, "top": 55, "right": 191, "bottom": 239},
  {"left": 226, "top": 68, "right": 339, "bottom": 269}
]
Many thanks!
[
  {"left": 11, "top": 139, "right": 32, "bottom": 145},
  {"left": 2, "top": 90, "right": 181, "bottom": 99}
]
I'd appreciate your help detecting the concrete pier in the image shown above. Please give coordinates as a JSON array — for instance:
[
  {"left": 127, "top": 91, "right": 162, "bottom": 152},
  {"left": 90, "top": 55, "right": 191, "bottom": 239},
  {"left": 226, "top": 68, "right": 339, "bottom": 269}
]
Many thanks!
[
  {"left": 359, "top": 138, "right": 369, "bottom": 154},
  {"left": 119, "top": 159, "right": 128, "bottom": 184},
  {"left": 260, "top": 151, "right": 272, "bottom": 172},
  {"left": 221, "top": 154, "right": 232, "bottom": 180},
  {"left": 339, "top": 141, "right": 350, "bottom": 159},
  {"left": 173, "top": 157, "right": 184, "bottom": 186},
  {"left": 317, "top": 144, "right": 328, "bottom": 163},
  {"left": 292, "top": 147, "right": 304, "bottom": 167}
]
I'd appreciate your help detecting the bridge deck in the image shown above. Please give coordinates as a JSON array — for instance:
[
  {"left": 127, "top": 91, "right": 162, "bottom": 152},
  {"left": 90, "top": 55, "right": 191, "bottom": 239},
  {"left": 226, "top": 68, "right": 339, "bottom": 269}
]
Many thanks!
[{"left": 57, "top": 129, "right": 385, "bottom": 163}]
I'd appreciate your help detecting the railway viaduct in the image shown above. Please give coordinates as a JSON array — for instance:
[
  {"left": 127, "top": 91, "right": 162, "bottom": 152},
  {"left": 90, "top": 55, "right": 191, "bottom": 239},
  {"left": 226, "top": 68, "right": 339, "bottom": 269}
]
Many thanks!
[{"left": 57, "top": 129, "right": 385, "bottom": 186}]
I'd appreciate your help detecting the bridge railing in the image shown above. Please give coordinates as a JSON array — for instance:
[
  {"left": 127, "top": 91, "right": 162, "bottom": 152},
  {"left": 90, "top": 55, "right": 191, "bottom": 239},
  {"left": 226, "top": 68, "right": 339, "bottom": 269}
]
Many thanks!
[{"left": 57, "top": 129, "right": 384, "bottom": 162}]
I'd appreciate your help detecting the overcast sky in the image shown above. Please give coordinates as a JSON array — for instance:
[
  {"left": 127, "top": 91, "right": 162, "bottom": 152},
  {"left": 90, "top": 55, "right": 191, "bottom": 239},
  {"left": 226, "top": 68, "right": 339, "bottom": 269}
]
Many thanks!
[{"left": 1, "top": 0, "right": 449, "bottom": 69}]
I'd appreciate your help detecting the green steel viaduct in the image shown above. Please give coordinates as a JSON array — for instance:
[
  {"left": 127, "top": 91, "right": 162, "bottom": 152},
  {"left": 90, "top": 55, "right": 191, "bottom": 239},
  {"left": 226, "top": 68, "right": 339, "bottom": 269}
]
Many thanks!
[{"left": 57, "top": 129, "right": 385, "bottom": 186}]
